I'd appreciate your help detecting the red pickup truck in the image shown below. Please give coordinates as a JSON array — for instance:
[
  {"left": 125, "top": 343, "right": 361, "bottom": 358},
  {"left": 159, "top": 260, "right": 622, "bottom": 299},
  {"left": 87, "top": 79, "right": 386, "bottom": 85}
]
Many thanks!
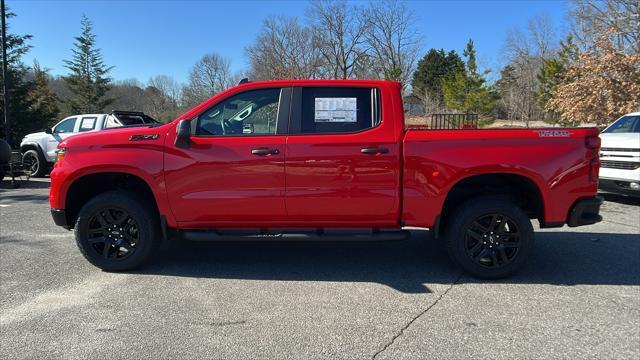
[{"left": 49, "top": 80, "right": 603, "bottom": 278}]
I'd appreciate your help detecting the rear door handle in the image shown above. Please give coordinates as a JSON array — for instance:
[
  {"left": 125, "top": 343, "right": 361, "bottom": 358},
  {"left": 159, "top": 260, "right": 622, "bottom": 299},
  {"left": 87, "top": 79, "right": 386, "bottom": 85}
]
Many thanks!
[
  {"left": 251, "top": 148, "right": 280, "bottom": 156},
  {"left": 361, "top": 147, "right": 389, "bottom": 154}
]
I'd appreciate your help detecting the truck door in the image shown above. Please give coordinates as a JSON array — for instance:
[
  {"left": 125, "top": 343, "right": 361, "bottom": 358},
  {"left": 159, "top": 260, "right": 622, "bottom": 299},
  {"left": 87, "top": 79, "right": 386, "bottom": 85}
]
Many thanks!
[
  {"left": 285, "top": 86, "right": 401, "bottom": 227},
  {"left": 46, "top": 116, "right": 78, "bottom": 160},
  {"left": 164, "top": 87, "right": 291, "bottom": 227}
]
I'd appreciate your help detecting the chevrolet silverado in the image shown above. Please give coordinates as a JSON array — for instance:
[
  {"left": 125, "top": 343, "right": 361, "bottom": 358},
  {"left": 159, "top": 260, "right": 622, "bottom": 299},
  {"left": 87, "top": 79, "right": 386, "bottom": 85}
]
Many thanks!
[{"left": 49, "top": 80, "right": 603, "bottom": 278}]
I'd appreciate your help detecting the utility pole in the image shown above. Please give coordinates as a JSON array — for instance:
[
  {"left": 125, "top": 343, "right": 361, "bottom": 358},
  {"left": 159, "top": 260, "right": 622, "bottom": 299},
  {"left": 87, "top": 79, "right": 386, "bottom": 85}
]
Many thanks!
[{"left": 1, "top": 0, "right": 11, "bottom": 146}]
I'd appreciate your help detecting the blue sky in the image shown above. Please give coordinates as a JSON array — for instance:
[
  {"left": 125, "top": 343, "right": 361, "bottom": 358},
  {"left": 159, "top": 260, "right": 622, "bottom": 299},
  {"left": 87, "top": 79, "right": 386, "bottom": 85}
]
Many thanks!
[{"left": 10, "top": 0, "right": 568, "bottom": 84}]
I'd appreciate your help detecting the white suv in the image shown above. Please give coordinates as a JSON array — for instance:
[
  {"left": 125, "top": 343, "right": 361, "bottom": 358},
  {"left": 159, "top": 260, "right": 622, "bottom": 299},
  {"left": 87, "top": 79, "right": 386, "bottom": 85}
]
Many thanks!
[
  {"left": 599, "top": 112, "right": 640, "bottom": 197},
  {"left": 20, "top": 111, "right": 158, "bottom": 177}
]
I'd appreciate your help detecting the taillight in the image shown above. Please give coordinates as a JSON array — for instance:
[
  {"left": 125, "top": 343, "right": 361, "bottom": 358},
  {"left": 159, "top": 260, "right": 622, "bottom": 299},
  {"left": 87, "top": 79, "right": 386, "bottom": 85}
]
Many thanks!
[
  {"left": 585, "top": 136, "right": 600, "bottom": 184},
  {"left": 589, "top": 157, "right": 600, "bottom": 183},
  {"left": 585, "top": 136, "right": 601, "bottom": 149}
]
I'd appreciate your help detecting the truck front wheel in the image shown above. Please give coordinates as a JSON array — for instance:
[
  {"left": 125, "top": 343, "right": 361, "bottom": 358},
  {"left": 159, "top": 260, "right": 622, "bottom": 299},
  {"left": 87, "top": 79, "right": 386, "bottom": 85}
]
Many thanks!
[
  {"left": 22, "top": 149, "right": 46, "bottom": 177},
  {"left": 74, "top": 191, "right": 160, "bottom": 271},
  {"left": 445, "top": 196, "right": 534, "bottom": 279}
]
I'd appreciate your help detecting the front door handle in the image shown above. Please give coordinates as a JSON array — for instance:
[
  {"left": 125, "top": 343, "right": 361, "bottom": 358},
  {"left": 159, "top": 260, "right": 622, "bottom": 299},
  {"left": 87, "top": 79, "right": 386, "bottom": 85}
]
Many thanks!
[
  {"left": 361, "top": 147, "right": 389, "bottom": 154},
  {"left": 251, "top": 148, "right": 280, "bottom": 156}
]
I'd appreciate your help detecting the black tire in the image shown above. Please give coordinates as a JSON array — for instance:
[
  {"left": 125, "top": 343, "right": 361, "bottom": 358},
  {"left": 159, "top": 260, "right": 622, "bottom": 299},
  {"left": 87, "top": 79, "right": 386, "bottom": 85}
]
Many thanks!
[
  {"left": 22, "top": 149, "right": 46, "bottom": 177},
  {"left": 74, "top": 191, "right": 160, "bottom": 271},
  {"left": 445, "top": 196, "right": 534, "bottom": 279}
]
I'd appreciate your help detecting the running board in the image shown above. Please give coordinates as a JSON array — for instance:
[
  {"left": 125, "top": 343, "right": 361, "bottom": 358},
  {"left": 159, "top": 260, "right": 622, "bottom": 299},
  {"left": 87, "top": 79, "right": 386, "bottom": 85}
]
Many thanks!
[{"left": 179, "top": 228, "right": 411, "bottom": 242}]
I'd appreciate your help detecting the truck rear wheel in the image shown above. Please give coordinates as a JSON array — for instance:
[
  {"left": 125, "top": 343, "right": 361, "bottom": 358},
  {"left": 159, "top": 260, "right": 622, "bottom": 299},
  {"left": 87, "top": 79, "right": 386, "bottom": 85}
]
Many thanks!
[
  {"left": 445, "top": 196, "right": 534, "bottom": 279},
  {"left": 74, "top": 191, "right": 160, "bottom": 271}
]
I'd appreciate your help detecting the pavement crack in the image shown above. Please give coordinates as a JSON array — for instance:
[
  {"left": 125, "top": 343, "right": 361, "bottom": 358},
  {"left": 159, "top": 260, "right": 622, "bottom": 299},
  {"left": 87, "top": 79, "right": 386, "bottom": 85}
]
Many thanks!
[{"left": 371, "top": 272, "right": 464, "bottom": 360}]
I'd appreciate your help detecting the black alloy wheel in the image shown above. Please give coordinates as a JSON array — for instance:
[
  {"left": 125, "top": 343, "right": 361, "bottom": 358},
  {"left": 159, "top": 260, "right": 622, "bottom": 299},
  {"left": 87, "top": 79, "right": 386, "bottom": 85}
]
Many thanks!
[
  {"left": 22, "top": 150, "right": 43, "bottom": 177},
  {"left": 464, "top": 213, "right": 520, "bottom": 268},
  {"left": 86, "top": 207, "right": 140, "bottom": 261},
  {"left": 445, "top": 196, "right": 534, "bottom": 279},
  {"left": 74, "top": 191, "right": 160, "bottom": 271}
]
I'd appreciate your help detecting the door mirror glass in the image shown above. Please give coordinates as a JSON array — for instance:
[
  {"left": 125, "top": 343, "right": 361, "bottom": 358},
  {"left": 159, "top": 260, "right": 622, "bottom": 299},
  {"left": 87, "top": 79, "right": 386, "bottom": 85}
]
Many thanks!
[
  {"left": 45, "top": 128, "right": 53, "bottom": 134},
  {"left": 175, "top": 119, "right": 192, "bottom": 148}
]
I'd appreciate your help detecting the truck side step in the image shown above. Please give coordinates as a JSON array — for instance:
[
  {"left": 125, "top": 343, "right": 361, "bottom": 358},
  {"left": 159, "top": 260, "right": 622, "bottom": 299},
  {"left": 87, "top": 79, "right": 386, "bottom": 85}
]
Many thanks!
[{"left": 179, "top": 228, "right": 411, "bottom": 242}]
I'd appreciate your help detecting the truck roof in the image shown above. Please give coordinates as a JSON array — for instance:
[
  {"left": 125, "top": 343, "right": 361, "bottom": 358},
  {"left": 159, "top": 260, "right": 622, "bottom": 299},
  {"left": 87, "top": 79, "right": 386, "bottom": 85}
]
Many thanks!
[{"left": 234, "top": 79, "right": 401, "bottom": 87}]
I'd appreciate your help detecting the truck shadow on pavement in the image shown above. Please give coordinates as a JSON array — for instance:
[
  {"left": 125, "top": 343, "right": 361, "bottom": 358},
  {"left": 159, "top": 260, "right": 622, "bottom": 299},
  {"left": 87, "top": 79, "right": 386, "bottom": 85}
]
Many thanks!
[
  {"left": 599, "top": 193, "right": 640, "bottom": 206},
  {"left": 138, "top": 230, "right": 640, "bottom": 293},
  {"left": 0, "top": 179, "right": 51, "bottom": 203},
  {"left": 0, "top": 178, "right": 51, "bottom": 190},
  {"left": 0, "top": 192, "right": 50, "bottom": 203}
]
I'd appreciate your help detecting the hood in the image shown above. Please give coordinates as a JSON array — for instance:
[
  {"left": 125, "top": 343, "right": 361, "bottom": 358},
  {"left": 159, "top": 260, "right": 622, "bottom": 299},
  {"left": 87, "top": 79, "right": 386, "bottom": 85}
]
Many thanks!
[
  {"left": 22, "top": 131, "right": 48, "bottom": 140},
  {"left": 59, "top": 123, "right": 171, "bottom": 149},
  {"left": 599, "top": 132, "right": 640, "bottom": 149}
]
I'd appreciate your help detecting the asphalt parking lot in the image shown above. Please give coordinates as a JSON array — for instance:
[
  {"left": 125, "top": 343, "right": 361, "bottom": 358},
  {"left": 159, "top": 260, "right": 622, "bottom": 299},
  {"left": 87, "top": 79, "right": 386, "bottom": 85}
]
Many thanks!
[{"left": 1, "top": 178, "right": 639, "bottom": 359}]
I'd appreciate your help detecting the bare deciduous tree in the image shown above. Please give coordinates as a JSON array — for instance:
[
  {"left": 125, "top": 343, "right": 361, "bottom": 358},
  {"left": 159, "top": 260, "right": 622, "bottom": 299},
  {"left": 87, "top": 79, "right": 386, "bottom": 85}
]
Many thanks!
[
  {"left": 361, "top": 0, "right": 420, "bottom": 88},
  {"left": 308, "top": 0, "right": 367, "bottom": 79},
  {"left": 182, "top": 53, "right": 237, "bottom": 107},
  {"left": 247, "top": 16, "right": 322, "bottom": 80},
  {"left": 499, "top": 14, "right": 558, "bottom": 125},
  {"left": 148, "top": 75, "right": 182, "bottom": 106},
  {"left": 570, "top": 0, "right": 640, "bottom": 54}
]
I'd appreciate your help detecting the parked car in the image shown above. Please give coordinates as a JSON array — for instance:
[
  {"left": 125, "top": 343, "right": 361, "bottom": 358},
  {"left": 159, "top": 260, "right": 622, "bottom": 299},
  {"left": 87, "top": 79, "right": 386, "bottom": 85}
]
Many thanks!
[
  {"left": 48, "top": 80, "right": 603, "bottom": 279},
  {"left": 19, "top": 111, "right": 158, "bottom": 177},
  {"left": 598, "top": 112, "right": 640, "bottom": 197}
]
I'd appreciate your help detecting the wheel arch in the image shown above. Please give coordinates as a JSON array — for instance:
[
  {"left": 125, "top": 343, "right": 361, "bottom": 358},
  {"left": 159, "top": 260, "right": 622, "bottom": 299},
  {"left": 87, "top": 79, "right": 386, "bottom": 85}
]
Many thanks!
[
  {"left": 437, "top": 172, "right": 546, "bottom": 236},
  {"left": 64, "top": 172, "right": 162, "bottom": 230},
  {"left": 20, "top": 142, "right": 45, "bottom": 156}
]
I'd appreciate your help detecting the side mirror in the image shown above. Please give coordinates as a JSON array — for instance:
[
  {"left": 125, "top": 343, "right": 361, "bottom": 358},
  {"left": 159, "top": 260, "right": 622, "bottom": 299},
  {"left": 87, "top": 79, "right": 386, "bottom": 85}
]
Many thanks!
[
  {"left": 45, "top": 128, "right": 53, "bottom": 134},
  {"left": 175, "top": 119, "right": 192, "bottom": 148}
]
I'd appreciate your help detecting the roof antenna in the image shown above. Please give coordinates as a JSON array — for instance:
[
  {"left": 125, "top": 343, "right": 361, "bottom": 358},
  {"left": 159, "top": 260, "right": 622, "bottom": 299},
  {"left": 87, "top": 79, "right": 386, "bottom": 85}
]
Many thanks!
[{"left": 238, "top": 78, "right": 249, "bottom": 85}]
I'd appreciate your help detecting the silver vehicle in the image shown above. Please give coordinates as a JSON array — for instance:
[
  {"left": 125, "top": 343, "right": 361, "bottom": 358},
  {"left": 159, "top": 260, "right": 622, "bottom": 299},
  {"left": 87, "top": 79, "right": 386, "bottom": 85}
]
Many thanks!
[
  {"left": 599, "top": 112, "right": 640, "bottom": 197},
  {"left": 19, "top": 111, "right": 158, "bottom": 177}
]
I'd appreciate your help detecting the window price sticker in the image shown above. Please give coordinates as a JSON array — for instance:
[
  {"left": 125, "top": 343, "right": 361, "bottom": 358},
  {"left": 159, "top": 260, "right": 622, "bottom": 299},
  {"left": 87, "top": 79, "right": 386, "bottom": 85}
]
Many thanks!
[{"left": 314, "top": 97, "right": 357, "bottom": 123}]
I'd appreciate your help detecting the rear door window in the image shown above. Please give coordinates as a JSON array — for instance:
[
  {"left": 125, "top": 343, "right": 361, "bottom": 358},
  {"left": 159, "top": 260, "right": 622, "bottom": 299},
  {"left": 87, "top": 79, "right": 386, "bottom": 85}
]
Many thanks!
[
  {"left": 295, "top": 87, "right": 380, "bottom": 134},
  {"left": 78, "top": 116, "right": 97, "bottom": 132}
]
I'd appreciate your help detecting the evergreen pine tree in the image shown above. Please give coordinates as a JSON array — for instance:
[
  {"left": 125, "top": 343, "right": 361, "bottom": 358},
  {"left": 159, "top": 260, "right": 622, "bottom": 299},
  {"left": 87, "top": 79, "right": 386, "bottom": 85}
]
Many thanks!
[
  {"left": 1, "top": 8, "right": 58, "bottom": 145},
  {"left": 28, "top": 61, "right": 59, "bottom": 127},
  {"left": 442, "top": 39, "right": 496, "bottom": 115},
  {"left": 411, "top": 49, "right": 464, "bottom": 103},
  {"left": 63, "top": 15, "right": 113, "bottom": 113}
]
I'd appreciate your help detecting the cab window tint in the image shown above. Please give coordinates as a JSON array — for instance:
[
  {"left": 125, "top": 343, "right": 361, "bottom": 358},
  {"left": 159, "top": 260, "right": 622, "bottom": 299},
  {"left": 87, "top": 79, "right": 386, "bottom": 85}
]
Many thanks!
[
  {"left": 197, "top": 89, "right": 281, "bottom": 136},
  {"left": 53, "top": 117, "right": 76, "bottom": 133},
  {"left": 300, "top": 87, "right": 379, "bottom": 134}
]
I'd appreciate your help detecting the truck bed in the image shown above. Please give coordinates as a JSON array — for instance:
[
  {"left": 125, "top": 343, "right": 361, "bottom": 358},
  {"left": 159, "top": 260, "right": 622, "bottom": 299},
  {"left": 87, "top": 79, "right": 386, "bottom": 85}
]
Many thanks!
[{"left": 401, "top": 127, "right": 600, "bottom": 228}]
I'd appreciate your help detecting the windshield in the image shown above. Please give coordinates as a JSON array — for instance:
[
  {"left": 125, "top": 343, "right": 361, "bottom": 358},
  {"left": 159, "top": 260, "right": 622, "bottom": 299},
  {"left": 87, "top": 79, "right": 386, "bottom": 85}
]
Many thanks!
[{"left": 602, "top": 115, "right": 640, "bottom": 133}]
